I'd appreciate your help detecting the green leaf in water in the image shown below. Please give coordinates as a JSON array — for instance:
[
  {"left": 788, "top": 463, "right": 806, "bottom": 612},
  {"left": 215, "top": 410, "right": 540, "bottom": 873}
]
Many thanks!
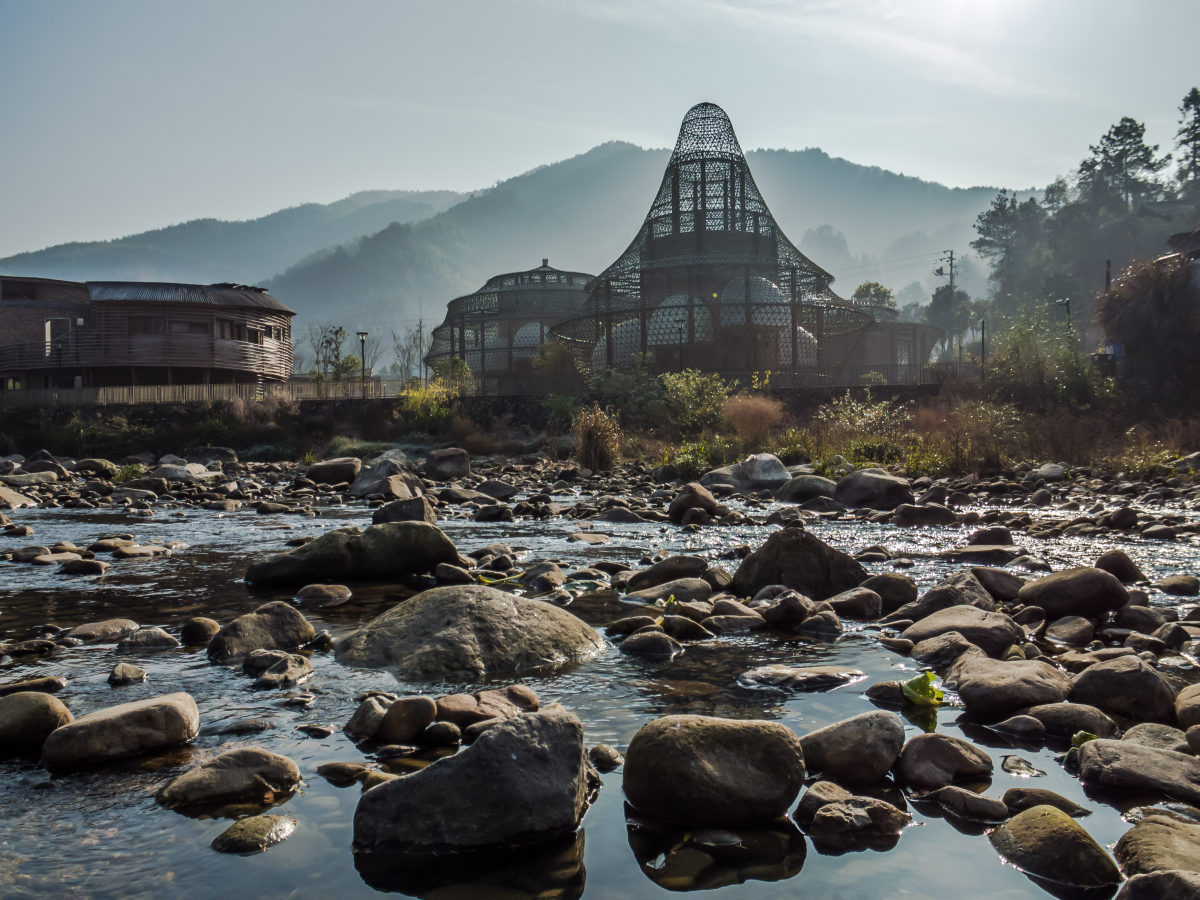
[
  {"left": 1070, "top": 730, "right": 1099, "bottom": 749},
  {"left": 901, "top": 671, "right": 943, "bottom": 707},
  {"left": 476, "top": 571, "right": 523, "bottom": 586}
]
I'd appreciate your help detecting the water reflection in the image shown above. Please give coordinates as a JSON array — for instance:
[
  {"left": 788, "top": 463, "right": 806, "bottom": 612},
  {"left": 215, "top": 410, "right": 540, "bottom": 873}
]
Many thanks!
[
  {"left": 626, "top": 807, "right": 806, "bottom": 891},
  {"left": 354, "top": 830, "right": 585, "bottom": 898}
]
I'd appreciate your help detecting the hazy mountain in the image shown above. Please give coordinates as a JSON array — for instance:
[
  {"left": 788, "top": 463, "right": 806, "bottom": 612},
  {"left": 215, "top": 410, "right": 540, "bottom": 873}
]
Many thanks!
[{"left": 0, "top": 190, "right": 463, "bottom": 285}]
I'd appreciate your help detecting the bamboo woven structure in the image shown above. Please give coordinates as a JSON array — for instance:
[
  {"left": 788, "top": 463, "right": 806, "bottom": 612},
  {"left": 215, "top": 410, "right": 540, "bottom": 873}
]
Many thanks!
[{"left": 551, "top": 103, "right": 874, "bottom": 387}]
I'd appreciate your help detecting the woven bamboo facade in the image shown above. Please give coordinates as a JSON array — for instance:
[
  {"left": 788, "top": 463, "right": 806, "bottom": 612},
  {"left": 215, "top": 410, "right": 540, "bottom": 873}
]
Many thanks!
[
  {"left": 424, "top": 260, "right": 593, "bottom": 394},
  {"left": 0, "top": 277, "right": 294, "bottom": 389}
]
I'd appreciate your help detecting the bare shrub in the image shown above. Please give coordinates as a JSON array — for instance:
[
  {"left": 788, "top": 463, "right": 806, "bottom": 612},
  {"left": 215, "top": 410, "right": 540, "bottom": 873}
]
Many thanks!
[
  {"left": 722, "top": 394, "right": 783, "bottom": 450},
  {"left": 572, "top": 403, "right": 622, "bottom": 470}
]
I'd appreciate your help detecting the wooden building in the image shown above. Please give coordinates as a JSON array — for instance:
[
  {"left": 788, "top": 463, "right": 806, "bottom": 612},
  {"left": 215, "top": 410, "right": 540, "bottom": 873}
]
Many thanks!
[{"left": 0, "top": 277, "right": 294, "bottom": 389}]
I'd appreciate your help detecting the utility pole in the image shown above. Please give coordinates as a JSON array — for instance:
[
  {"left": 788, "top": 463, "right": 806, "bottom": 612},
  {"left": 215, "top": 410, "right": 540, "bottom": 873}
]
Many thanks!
[
  {"left": 417, "top": 317, "right": 425, "bottom": 384},
  {"left": 934, "top": 250, "right": 957, "bottom": 357}
]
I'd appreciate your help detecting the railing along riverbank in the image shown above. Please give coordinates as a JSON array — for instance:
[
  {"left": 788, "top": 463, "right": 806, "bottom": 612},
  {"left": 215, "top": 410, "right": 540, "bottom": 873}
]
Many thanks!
[{"left": 0, "top": 363, "right": 981, "bottom": 408}]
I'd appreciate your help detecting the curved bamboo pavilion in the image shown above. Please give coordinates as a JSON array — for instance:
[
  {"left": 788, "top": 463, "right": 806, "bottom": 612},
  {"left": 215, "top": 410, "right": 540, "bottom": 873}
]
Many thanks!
[
  {"left": 551, "top": 102, "right": 876, "bottom": 387},
  {"left": 424, "top": 260, "right": 593, "bottom": 394}
]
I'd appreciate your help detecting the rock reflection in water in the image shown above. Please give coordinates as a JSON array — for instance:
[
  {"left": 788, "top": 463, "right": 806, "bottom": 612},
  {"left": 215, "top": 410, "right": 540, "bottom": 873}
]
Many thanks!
[
  {"left": 626, "top": 806, "right": 806, "bottom": 891},
  {"left": 353, "top": 830, "right": 585, "bottom": 898}
]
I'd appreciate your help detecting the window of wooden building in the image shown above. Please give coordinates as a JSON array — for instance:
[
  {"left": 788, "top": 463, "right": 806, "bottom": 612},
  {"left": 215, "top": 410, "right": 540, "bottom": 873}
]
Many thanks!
[
  {"left": 129, "top": 316, "right": 166, "bottom": 335},
  {"left": 169, "top": 320, "right": 211, "bottom": 335}
]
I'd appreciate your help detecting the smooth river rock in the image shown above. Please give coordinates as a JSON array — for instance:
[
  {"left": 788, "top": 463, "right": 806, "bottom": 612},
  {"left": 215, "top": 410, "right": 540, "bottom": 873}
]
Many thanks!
[
  {"left": 989, "top": 805, "right": 1122, "bottom": 889},
  {"left": 950, "top": 656, "right": 1072, "bottom": 719},
  {"left": 243, "top": 521, "right": 459, "bottom": 587},
  {"left": 158, "top": 746, "right": 301, "bottom": 810},
  {"left": 1078, "top": 739, "right": 1200, "bottom": 805},
  {"left": 798, "top": 710, "right": 905, "bottom": 781},
  {"left": 1070, "top": 655, "right": 1177, "bottom": 724},
  {"left": 42, "top": 692, "right": 199, "bottom": 771},
  {"left": 0, "top": 691, "right": 73, "bottom": 756},
  {"left": 900, "top": 606, "right": 1022, "bottom": 657},
  {"left": 207, "top": 601, "right": 316, "bottom": 664},
  {"left": 335, "top": 585, "right": 605, "bottom": 679},
  {"left": 895, "top": 732, "right": 993, "bottom": 789},
  {"left": 623, "top": 714, "right": 806, "bottom": 826},
  {"left": 1114, "top": 813, "right": 1200, "bottom": 877},
  {"left": 1016, "top": 567, "right": 1128, "bottom": 620}
]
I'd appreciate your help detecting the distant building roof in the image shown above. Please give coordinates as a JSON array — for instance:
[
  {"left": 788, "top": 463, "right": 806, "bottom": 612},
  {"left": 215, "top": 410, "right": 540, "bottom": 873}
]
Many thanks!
[{"left": 85, "top": 281, "right": 294, "bottom": 314}]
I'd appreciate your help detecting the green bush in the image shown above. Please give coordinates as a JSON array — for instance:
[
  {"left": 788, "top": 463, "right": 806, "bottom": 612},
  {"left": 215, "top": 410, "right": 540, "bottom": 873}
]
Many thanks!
[
  {"left": 571, "top": 403, "right": 622, "bottom": 470},
  {"left": 985, "top": 306, "right": 1113, "bottom": 410},
  {"left": 658, "top": 368, "right": 735, "bottom": 435},
  {"left": 396, "top": 380, "right": 456, "bottom": 433}
]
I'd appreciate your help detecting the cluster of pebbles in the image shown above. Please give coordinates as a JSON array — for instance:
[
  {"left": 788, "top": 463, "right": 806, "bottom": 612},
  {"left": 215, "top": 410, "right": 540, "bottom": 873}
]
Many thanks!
[{"left": 1, "top": 444, "right": 1199, "bottom": 896}]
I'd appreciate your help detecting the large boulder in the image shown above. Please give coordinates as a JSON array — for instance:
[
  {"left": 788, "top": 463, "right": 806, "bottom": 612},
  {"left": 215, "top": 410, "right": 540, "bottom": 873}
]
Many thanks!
[
  {"left": 728, "top": 454, "right": 791, "bottom": 491},
  {"left": 895, "top": 732, "right": 992, "bottom": 789},
  {"left": 243, "top": 522, "right": 459, "bottom": 587},
  {"left": 0, "top": 484, "right": 36, "bottom": 509},
  {"left": 335, "top": 585, "right": 605, "bottom": 679},
  {"left": 668, "top": 482, "right": 719, "bottom": 524},
  {"left": 623, "top": 714, "right": 805, "bottom": 826},
  {"left": 626, "top": 555, "right": 707, "bottom": 593},
  {"left": 834, "top": 468, "right": 914, "bottom": 510},
  {"left": 1016, "top": 567, "right": 1129, "bottom": 619},
  {"left": 775, "top": 474, "right": 837, "bottom": 504},
  {"left": 989, "top": 805, "right": 1122, "bottom": 890},
  {"left": 41, "top": 693, "right": 199, "bottom": 771},
  {"left": 350, "top": 459, "right": 422, "bottom": 499},
  {"left": 306, "top": 457, "right": 362, "bottom": 485},
  {"left": 157, "top": 746, "right": 301, "bottom": 810},
  {"left": 207, "top": 601, "right": 316, "bottom": 664},
  {"left": 1070, "top": 655, "right": 1177, "bottom": 723},
  {"left": 425, "top": 447, "right": 470, "bottom": 480},
  {"left": 353, "top": 706, "right": 590, "bottom": 852},
  {"left": 0, "top": 691, "right": 73, "bottom": 756},
  {"left": 1115, "top": 814, "right": 1200, "bottom": 877},
  {"left": 371, "top": 496, "right": 437, "bottom": 525},
  {"left": 798, "top": 711, "right": 905, "bottom": 781},
  {"left": 730, "top": 527, "right": 867, "bottom": 601},
  {"left": 950, "top": 656, "right": 1072, "bottom": 719},
  {"left": 1078, "top": 739, "right": 1200, "bottom": 805},
  {"left": 900, "top": 606, "right": 1022, "bottom": 657}
]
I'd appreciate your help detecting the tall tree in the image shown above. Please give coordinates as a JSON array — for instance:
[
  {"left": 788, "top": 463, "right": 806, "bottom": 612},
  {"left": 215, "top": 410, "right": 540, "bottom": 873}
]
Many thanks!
[
  {"left": 850, "top": 280, "right": 895, "bottom": 309},
  {"left": 1077, "top": 117, "right": 1169, "bottom": 209},
  {"left": 927, "top": 284, "right": 971, "bottom": 355},
  {"left": 1177, "top": 87, "right": 1200, "bottom": 192},
  {"left": 971, "top": 191, "right": 1044, "bottom": 314}
]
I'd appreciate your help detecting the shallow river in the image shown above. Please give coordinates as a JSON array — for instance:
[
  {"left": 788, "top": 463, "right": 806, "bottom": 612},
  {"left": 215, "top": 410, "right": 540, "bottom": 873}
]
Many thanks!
[{"left": 0, "top": 494, "right": 1197, "bottom": 899}]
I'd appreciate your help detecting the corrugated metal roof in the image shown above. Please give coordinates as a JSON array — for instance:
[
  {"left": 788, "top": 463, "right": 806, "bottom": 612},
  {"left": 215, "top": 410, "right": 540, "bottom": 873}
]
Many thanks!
[{"left": 86, "top": 282, "right": 295, "bottom": 314}]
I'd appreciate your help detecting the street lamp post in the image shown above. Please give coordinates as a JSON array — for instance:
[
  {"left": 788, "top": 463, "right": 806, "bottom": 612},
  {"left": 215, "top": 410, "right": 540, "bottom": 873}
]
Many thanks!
[
  {"left": 356, "top": 330, "right": 367, "bottom": 399},
  {"left": 1056, "top": 297, "right": 1071, "bottom": 333},
  {"left": 980, "top": 317, "right": 986, "bottom": 382},
  {"left": 677, "top": 324, "right": 684, "bottom": 372}
]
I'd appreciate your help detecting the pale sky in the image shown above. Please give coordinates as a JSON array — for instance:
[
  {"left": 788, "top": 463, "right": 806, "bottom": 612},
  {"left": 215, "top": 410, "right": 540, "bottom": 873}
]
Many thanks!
[{"left": 0, "top": 0, "right": 1194, "bottom": 258}]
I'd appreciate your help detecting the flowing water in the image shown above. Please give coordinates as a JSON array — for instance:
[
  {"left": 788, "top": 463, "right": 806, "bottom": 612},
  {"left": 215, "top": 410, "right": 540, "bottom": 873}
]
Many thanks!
[{"left": 0, "top": 495, "right": 1197, "bottom": 899}]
